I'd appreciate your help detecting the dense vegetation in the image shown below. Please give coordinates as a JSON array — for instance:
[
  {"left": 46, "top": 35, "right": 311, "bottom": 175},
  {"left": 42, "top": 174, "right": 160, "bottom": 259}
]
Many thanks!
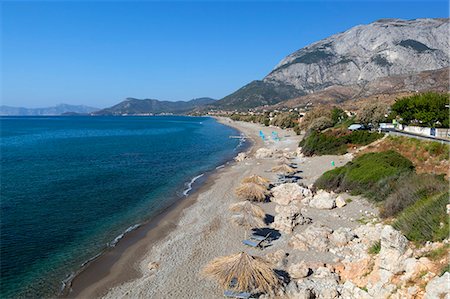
[
  {"left": 230, "top": 112, "right": 302, "bottom": 134},
  {"left": 299, "top": 130, "right": 383, "bottom": 156},
  {"left": 315, "top": 151, "right": 414, "bottom": 200},
  {"left": 393, "top": 192, "right": 449, "bottom": 242},
  {"left": 391, "top": 92, "right": 450, "bottom": 128},
  {"left": 315, "top": 151, "right": 449, "bottom": 242}
]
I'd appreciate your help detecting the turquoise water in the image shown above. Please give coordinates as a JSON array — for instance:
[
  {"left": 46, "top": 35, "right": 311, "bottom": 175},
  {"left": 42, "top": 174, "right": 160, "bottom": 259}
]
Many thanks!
[{"left": 0, "top": 116, "right": 242, "bottom": 298}]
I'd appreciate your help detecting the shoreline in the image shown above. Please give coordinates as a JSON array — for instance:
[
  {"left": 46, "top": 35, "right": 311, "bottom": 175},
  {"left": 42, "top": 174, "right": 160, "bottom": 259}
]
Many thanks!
[{"left": 65, "top": 116, "right": 255, "bottom": 298}]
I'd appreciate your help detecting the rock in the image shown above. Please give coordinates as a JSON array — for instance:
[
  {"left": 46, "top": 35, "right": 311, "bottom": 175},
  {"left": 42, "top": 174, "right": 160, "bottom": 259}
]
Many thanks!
[
  {"left": 147, "top": 261, "right": 159, "bottom": 271},
  {"left": 402, "top": 257, "right": 432, "bottom": 281},
  {"left": 265, "top": 250, "right": 288, "bottom": 268},
  {"left": 309, "top": 190, "right": 336, "bottom": 210},
  {"left": 255, "top": 148, "right": 275, "bottom": 159},
  {"left": 335, "top": 195, "right": 347, "bottom": 208},
  {"left": 290, "top": 223, "right": 333, "bottom": 252},
  {"left": 329, "top": 227, "right": 355, "bottom": 247},
  {"left": 340, "top": 281, "right": 373, "bottom": 299},
  {"left": 288, "top": 261, "right": 311, "bottom": 279},
  {"left": 379, "top": 226, "right": 409, "bottom": 274},
  {"left": 354, "top": 223, "right": 384, "bottom": 245},
  {"left": 285, "top": 281, "right": 314, "bottom": 299},
  {"left": 234, "top": 152, "right": 247, "bottom": 162},
  {"left": 272, "top": 203, "right": 311, "bottom": 233},
  {"left": 291, "top": 268, "right": 340, "bottom": 299},
  {"left": 271, "top": 183, "right": 308, "bottom": 206},
  {"left": 424, "top": 272, "right": 450, "bottom": 299}
]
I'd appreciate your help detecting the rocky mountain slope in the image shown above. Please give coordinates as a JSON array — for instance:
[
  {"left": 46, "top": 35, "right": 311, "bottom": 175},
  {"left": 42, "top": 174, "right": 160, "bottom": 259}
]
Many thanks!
[
  {"left": 216, "top": 18, "right": 449, "bottom": 110},
  {"left": 0, "top": 104, "right": 99, "bottom": 116},
  {"left": 93, "top": 97, "right": 215, "bottom": 115}
]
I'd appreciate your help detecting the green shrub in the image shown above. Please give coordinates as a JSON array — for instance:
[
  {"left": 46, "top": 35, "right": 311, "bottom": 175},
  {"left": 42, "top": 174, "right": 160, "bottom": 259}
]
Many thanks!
[
  {"left": 314, "top": 151, "right": 414, "bottom": 200},
  {"left": 393, "top": 192, "right": 449, "bottom": 242},
  {"left": 368, "top": 241, "right": 381, "bottom": 254},
  {"left": 299, "top": 130, "right": 383, "bottom": 156},
  {"left": 382, "top": 174, "right": 448, "bottom": 218}
]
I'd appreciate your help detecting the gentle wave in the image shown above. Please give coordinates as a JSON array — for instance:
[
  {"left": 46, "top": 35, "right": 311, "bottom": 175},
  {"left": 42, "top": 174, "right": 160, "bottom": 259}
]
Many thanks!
[
  {"left": 183, "top": 174, "right": 205, "bottom": 196},
  {"left": 233, "top": 134, "right": 246, "bottom": 151},
  {"left": 108, "top": 224, "right": 141, "bottom": 247}
]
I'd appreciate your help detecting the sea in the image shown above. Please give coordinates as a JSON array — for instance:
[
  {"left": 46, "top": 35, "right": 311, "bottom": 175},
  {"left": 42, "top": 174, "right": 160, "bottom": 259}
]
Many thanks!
[{"left": 0, "top": 115, "right": 243, "bottom": 298}]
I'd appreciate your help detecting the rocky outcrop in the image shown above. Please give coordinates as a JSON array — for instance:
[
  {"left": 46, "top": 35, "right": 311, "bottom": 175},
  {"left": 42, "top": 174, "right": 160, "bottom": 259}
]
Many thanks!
[
  {"left": 379, "top": 225, "right": 409, "bottom": 274},
  {"left": 286, "top": 267, "right": 340, "bottom": 299},
  {"left": 289, "top": 223, "right": 333, "bottom": 252},
  {"left": 272, "top": 203, "right": 311, "bottom": 233},
  {"left": 271, "top": 183, "right": 311, "bottom": 206},
  {"left": 255, "top": 148, "right": 278, "bottom": 159},
  {"left": 234, "top": 152, "right": 247, "bottom": 162},
  {"left": 424, "top": 272, "right": 450, "bottom": 299},
  {"left": 309, "top": 190, "right": 336, "bottom": 210}
]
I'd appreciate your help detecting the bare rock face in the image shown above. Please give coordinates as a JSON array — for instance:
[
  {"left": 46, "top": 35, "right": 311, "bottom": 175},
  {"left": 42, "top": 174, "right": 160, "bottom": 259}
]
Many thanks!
[
  {"left": 272, "top": 203, "right": 311, "bottom": 233},
  {"left": 309, "top": 190, "right": 336, "bottom": 210},
  {"left": 265, "top": 18, "right": 449, "bottom": 94},
  {"left": 286, "top": 267, "right": 340, "bottom": 299},
  {"left": 290, "top": 223, "right": 333, "bottom": 252},
  {"left": 379, "top": 225, "right": 409, "bottom": 274},
  {"left": 340, "top": 281, "right": 373, "bottom": 299},
  {"left": 329, "top": 227, "right": 355, "bottom": 247},
  {"left": 271, "top": 183, "right": 308, "bottom": 206},
  {"left": 424, "top": 272, "right": 450, "bottom": 299}
]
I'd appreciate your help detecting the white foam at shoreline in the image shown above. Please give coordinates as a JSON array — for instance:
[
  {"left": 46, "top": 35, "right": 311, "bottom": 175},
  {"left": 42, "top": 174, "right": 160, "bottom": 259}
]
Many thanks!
[
  {"left": 108, "top": 224, "right": 141, "bottom": 248},
  {"left": 183, "top": 174, "right": 205, "bottom": 196}
]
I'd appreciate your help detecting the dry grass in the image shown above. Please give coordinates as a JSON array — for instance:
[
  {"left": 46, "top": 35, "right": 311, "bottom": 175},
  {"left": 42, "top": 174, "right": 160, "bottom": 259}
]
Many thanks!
[
  {"left": 235, "top": 183, "right": 268, "bottom": 202},
  {"left": 241, "top": 175, "right": 270, "bottom": 187},
  {"left": 229, "top": 201, "right": 266, "bottom": 228},
  {"left": 271, "top": 164, "right": 295, "bottom": 174},
  {"left": 359, "top": 136, "right": 449, "bottom": 178},
  {"left": 202, "top": 252, "right": 280, "bottom": 293}
]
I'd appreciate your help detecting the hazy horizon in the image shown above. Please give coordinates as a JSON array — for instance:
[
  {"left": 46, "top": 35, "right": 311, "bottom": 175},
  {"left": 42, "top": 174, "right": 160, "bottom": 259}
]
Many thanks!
[{"left": 1, "top": 0, "right": 448, "bottom": 108}]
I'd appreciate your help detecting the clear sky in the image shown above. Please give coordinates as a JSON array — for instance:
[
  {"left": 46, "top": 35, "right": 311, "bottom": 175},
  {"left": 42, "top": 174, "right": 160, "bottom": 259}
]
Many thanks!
[{"left": 1, "top": 0, "right": 448, "bottom": 108}]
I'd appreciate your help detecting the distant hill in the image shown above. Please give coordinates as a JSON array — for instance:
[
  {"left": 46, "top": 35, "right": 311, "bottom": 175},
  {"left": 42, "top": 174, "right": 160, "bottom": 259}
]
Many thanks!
[
  {"left": 93, "top": 97, "right": 216, "bottom": 115},
  {"left": 215, "top": 18, "right": 449, "bottom": 110},
  {"left": 0, "top": 104, "right": 99, "bottom": 116}
]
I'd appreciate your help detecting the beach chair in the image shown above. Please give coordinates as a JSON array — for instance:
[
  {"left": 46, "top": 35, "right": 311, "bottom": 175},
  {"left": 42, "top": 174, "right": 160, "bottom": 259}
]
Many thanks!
[
  {"left": 223, "top": 290, "right": 252, "bottom": 299},
  {"left": 250, "top": 232, "right": 271, "bottom": 242},
  {"left": 243, "top": 233, "right": 271, "bottom": 249}
]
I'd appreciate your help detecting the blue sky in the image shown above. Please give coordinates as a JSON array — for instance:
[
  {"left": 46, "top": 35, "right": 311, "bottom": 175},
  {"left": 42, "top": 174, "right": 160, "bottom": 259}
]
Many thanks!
[{"left": 1, "top": 1, "right": 448, "bottom": 108}]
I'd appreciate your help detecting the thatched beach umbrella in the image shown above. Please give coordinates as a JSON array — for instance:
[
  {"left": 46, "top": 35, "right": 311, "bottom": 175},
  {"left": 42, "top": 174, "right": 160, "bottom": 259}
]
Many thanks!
[
  {"left": 229, "top": 201, "right": 266, "bottom": 228},
  {"left": 277, "top": 157, "right": 293, "bottom": 165},
  {"left": 241, "top": 175, "right": 270, "bottom": 187},
  {"left": 235, "top": 183, "right": 268, "bottom": 202},
  {"left": 202, "top": 252, "right": 280, "bottom": 293},
  {"left": 271, "top": 164, "right": 295, "bottom": 174}
]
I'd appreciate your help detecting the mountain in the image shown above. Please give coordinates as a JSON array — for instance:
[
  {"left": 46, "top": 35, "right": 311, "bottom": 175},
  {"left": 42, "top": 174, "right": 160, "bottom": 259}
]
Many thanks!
[
  {"left": 216, "top": 18, "right": 449, "bottom": 109},
  {"left": 0, "top": 104, "right": 99, "bottom": 116},
  {"left": 93, "top": 97, "right": 216, "bottom": 115}
]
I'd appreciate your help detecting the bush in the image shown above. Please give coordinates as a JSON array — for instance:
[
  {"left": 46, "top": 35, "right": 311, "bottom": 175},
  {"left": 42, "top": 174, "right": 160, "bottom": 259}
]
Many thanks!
[
  {"left": 357, "top": 102, "right": 389, "bottom": 127},
  {"left": 393, "top": 192, "right": 449, "bottom": 242},
  {"left": 299, "top": 130, "right": 383, "bottom": 156},
  {"left": 314, "top": 151, "right": 415, "bottom": 200},
  {"left": 382, "top": 174, "right": 448, "bottom": 218}
]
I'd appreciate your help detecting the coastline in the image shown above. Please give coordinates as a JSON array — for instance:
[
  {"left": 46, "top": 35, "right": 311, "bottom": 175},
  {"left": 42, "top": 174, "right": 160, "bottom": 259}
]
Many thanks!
[{"left": 65, "top": 116, "right": 256, "bottom": 298}]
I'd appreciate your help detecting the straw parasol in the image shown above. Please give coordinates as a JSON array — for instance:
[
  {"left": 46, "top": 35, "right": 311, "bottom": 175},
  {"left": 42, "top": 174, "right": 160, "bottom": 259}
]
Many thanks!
[
  {"left": 241, "top": 175, "right": 270, "bottom": 187},
  {"left": 235, "top": 183, "right": 268, "bottom": 202},
  {"left": 277, "top": 157, "right": 293, "bottom": 165},
  {"left": 229, "top": 201, "right": 266, "bottom": 228},
  {"left": 271, "top": 164, "right": 295, "bottom": 174},
  {"left": 202, "top": 252, "right": 280, "bottom": 293}
]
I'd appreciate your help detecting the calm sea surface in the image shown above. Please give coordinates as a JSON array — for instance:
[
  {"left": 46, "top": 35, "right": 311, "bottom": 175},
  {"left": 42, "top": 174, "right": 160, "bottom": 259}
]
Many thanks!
[{"left": 0, "top": 116, "right": 242, "bottom": 298}]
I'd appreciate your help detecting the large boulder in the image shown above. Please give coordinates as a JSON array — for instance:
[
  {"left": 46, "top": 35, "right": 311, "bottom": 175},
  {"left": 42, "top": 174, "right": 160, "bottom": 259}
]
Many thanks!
[
  {"left": 424, "top": 272, "right": 450, "bottom": 299},
  {"left": 290, "top": 223, "right": 333, "bottom": 252},
  {"left": 340, "top": 281, "right": 373, "bottom": 299},
  {"left": 287, "top": 267, "right": 340, "bottom": 299},
  {"left": 379, "top": 226, "right": 409, "bottom": 274},
  {"left": 234, "top": 152, "right": 247, "bottom": 162},
  {"left": 272, "top": 203, "right": 311, "bottom": 233},
  {"left": 329, "top": 227, "right": 356, "bottom": 247},
  {"left": 309, "top": 190, "right": 336, "bottom": 210},
  {"left": 271, "top": 183, "right": 309, "bottom": 206},
  {"left": 335, "top": 195, "right": 347, "bottom": 208},
  {"left": 288, "top": 261, "right": 311, "bottom": 279},
  {"left": 255, "top": 148, "right": 276, "bottom": 159}
]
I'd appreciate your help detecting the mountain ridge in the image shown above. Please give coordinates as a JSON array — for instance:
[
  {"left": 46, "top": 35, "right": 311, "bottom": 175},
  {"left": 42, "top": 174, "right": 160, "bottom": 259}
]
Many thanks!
[{"left": 0, "top": 104, "right": 99, "bottom": 116}]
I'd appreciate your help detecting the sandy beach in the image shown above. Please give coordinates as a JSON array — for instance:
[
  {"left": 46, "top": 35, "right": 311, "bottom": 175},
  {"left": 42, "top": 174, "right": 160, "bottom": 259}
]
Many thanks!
[{"left": 68, "top": 117, "right": 377, "bottom": 298}]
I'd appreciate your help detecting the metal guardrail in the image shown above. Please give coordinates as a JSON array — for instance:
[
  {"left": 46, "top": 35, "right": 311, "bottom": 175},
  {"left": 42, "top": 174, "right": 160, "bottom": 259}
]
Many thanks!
[{"left": 382, "top": 129, "right": 450, "bottom": 144}]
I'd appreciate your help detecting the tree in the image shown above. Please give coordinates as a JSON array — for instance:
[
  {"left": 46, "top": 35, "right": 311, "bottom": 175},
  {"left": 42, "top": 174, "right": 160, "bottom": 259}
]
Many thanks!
[
  {"left": 391, "top": 92, "right": 450, "bottom": 128},
  {"left": 357, "top": 102, "right": 389, "bottom": 127}
]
